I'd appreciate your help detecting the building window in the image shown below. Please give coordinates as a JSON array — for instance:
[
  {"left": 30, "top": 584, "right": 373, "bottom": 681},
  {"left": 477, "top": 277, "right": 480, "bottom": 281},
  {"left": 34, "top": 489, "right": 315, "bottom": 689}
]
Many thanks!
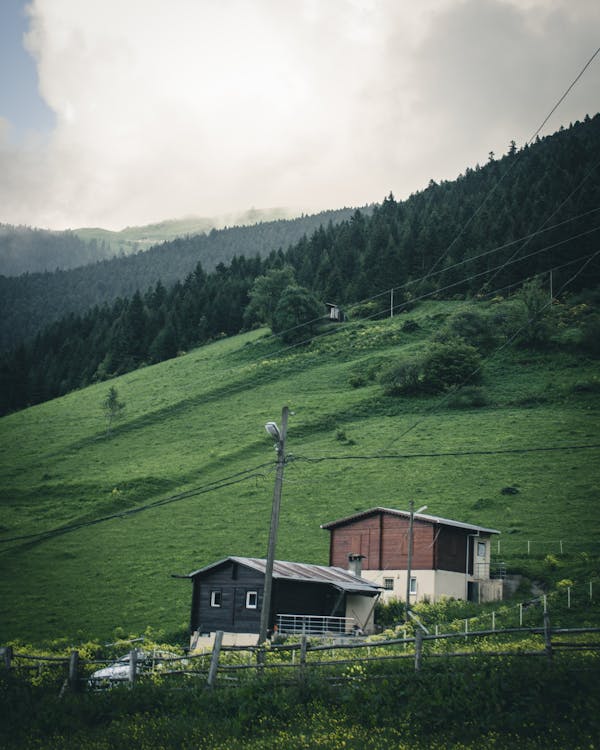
[
  {"left": 210, "top": 590, "right": 222, "bottom": 608},
  {"left": 246, "top": 591, "right": 258, "bottom": 609},
  {"left": 383, "top": 578, "right": 394, "bottom": 591},
  {"left": 409, "top": 577, "right": 417, "bottom": 595},
  {"left": 477, "top": 541, "right": 486, "bottom": 558}
]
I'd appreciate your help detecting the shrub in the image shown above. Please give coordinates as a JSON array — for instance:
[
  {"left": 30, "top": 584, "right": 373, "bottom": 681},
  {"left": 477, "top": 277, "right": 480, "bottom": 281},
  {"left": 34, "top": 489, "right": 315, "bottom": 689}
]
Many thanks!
[
  {"left": 378, "top": 358, "right": 422, "bottom": 395},
  {"left": 379, "top": 340, "right": 482, "bottom": 396},
  {"left": 435, "top": 308, "right": 498, "bottom": 352},
  {"left": 420, "top": 339, "right": 482, "bottom": 393}
]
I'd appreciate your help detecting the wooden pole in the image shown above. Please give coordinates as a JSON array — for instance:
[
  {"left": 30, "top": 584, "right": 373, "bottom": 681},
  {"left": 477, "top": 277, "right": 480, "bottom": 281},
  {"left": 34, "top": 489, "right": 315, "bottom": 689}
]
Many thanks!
[
  {"left": 1, "top": 646, "right": 12, "bottom": 670},
  {"left": 68, "top": 650, "right": 80, "bottom": 692},
  {"left": 405, "top": 501, "right": 414, "bottom": 622},
  {"left": 543, "top": 611, "right": 553, "bottom": 662},
  {"left": 300, "top": 634, "right": 308, "bottom": 668},
  {"left": 207, "top": 631, "right": 223, "bottom": 688},
  {"left": 258, "top": 406, "right": 289, "bottom": 645},
  {"left": 128, "top": 649, "right": 138, "bottom": 684},
  {"left": 414, "top": 630, "right": 423, "bottom": 672}
]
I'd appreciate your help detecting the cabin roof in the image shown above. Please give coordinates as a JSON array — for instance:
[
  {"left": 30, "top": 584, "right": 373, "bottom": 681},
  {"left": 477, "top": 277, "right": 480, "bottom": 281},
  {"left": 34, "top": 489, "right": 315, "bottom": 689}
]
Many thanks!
[
  {"left": 320, "top": 506, "right": 500, "bottom": 535},
  {"left": 185, "top": 556, "right": 381, "bottom": 594}
]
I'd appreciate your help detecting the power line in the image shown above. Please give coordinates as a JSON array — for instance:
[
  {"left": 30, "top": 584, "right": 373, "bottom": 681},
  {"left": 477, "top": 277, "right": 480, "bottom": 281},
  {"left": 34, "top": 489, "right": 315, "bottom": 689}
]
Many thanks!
[
  {"left": 291, "top": 443, "right": 600, "bottom": 465},
  {"left": 0, "top": 462, "right": 272, "bottom": 549}
]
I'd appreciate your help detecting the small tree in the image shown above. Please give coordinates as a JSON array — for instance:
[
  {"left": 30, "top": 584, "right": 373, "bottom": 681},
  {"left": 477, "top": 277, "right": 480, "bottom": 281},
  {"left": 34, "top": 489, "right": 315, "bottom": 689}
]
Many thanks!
[
  {"left": 103, "top": 386, "right": 125, "bottom": 436},
  {"left": 271, "top": 285, "right": 322, "bottom": 344}
]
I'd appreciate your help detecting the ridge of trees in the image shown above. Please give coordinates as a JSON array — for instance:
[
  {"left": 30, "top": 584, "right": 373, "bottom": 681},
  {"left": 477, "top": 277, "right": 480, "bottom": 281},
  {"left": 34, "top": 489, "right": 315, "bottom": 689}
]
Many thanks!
[
  {"left": 1, "top": 114, "right": 599, "bottom": 415},
  {"left": 0, "top": 206, "right": 365, "bottom": 351}
]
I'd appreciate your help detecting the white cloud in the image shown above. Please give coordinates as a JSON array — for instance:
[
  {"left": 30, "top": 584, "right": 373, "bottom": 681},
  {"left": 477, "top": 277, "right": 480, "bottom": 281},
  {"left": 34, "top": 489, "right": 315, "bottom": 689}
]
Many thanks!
[{"left": 0, "top": 0, "right": 598, "bottom": 229}]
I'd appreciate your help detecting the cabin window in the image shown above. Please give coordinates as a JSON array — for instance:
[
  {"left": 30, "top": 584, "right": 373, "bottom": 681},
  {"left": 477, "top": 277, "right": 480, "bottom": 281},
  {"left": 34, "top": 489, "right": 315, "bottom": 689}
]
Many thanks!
[
  {"left": 246, "top": 591, "right": 258, "bottom": 609},
  {"left": 477, "top": 542, "right": 486, "bottom": 558},
  {"left": 409, "top": 577, "right": 417, "bottom": 595},
  {"left": 383, "top": 578, "right": 394, "bottom": 591},
  {"left": 210, "top": 590, "right": 222, "bottom": 608}
]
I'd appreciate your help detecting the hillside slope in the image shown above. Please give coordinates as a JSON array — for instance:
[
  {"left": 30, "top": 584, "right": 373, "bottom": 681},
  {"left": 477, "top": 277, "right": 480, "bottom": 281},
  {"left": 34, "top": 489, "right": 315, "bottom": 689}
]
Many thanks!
[{"left": 0, "top": 299, "right": 598, "bottom": 643}]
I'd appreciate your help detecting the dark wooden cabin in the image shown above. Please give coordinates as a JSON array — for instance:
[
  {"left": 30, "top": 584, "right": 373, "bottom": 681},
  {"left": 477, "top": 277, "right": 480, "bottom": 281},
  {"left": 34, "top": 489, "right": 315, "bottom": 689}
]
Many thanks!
[{"left": 183, "top": 556, "right": 381, "bottom": 638}]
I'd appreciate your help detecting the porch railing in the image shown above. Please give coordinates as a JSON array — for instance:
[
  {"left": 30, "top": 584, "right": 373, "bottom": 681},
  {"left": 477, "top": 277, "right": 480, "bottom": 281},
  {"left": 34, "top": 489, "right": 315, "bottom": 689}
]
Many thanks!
[{"left": 276, "top": 614, "right": 355, "bottom": 636}]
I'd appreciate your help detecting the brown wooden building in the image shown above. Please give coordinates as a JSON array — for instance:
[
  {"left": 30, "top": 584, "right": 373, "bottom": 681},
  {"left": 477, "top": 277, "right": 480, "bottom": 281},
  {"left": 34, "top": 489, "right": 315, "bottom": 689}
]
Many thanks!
[{"left": 321, "top": 507, "right": 502, "bottom": 603}]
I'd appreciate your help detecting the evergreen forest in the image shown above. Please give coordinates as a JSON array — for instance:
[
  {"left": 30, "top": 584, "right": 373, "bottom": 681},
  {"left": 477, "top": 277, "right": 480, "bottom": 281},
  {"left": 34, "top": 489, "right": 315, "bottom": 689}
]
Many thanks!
[
  {"left": 1, "top": 114, "right": 599, "bottom": 416},
  {"left": 0, "top": 206, "right": 362, "bottom": 350}
]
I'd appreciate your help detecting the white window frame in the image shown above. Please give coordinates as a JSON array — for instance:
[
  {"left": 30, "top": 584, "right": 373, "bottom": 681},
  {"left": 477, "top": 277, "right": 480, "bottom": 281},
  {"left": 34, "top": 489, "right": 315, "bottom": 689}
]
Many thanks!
[
  {"left": 477, "top": 541, "right": 486, "bottom": 558},
  {"left": 245, "top": 591, "right": 258, "bottom": 609},
  {"left": 409, "top": 576, "right": 417, "bottom": 595},
  {"left": 210, "top": 590, "right": 222, "bottom": 608}
]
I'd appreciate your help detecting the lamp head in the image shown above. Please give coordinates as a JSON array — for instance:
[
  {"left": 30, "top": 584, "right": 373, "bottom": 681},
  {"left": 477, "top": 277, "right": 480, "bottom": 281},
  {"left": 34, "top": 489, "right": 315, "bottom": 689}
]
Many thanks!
[{"left": 265, "top": 422, "right": 281, "bottom": 442}]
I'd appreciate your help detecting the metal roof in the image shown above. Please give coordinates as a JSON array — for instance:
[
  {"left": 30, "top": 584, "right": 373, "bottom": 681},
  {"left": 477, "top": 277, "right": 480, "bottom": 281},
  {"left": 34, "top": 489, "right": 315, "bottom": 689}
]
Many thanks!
[
  {"left": 320, "top": 506, "right": 500, "bottom": 535},
  {"left": 185, "top": 556, "right": 381, "bottom": 595}
]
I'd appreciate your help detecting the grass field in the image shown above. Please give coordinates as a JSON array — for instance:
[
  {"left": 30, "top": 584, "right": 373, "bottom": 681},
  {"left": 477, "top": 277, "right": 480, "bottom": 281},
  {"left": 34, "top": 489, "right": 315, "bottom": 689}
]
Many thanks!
[{"left": 1, "top": 299, "right": 599, "bottom": 643}]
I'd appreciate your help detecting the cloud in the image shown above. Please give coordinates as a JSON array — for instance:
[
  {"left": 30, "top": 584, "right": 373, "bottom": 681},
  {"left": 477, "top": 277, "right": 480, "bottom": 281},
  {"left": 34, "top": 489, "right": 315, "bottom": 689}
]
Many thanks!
[{"left": 0, "top": 0, "right": 598, "bottom": 229}]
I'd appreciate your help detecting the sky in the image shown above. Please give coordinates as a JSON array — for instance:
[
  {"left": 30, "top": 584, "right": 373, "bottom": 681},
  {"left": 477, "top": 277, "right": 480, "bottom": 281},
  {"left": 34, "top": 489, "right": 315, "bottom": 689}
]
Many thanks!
[{"left": 0, "top": 0, "right": 598, "bottom": 231}]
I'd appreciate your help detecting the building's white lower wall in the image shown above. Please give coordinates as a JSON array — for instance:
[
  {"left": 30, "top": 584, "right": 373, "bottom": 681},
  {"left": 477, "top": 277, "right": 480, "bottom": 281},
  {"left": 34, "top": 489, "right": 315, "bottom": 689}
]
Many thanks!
[
  {"left": 345, "top": 594, "right": 377, "bottom": 633},
  {"left": 360, "top": 569, "right": 496, "bottom": 603}
]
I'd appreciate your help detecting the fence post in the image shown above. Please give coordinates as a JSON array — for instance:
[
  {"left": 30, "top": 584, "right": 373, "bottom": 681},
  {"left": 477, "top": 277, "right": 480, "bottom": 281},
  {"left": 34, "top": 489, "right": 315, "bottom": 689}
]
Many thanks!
[
  {"left": 519, "top": 603, "right": 523, "bottom": 627},
  {"left": 543, "top": 611, "right": 553, "bottom": 662},
  {"left": 300, "top": 635, "right": 308, "bottom": 669},
  {"left": 68, "top": 650, "right": 80, "bottom": 692},
  {"left": 1, "top": 646, "right": 13, "bottom": 670},
  {"left": 492, "top": 611, "right": 496, "bottom": 631},
  {"left": 567, "top": 586, "right": 571, "bottom": 609},
  {"left": 207, "top": 631, "right": 223, "bottom": 688},
  {"left": 590, "top": 581, "right": 594, "bottom": 602},
  {"left": 414, "top": 630, "right": 423, "bottom": 672},
  {"left": 128, "top": 649, "right": 138, "bottom": 684}
]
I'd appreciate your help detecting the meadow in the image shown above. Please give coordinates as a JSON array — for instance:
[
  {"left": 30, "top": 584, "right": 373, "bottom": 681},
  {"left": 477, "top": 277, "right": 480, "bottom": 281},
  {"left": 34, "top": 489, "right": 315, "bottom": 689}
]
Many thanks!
[{"left": 0, "top": 298, "right": 599, "bottom": 644}]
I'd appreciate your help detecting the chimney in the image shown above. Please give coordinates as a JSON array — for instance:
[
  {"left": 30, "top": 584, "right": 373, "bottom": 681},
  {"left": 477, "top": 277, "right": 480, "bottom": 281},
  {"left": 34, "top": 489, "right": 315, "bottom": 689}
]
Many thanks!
[{"left": 348, "top": 553, "right": 365, "bottom": 577}]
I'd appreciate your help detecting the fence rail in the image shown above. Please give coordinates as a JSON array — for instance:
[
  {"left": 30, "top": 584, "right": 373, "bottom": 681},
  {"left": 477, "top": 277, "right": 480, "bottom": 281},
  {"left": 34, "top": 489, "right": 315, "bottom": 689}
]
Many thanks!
[
  {"left": 3, "top": 622, "right": 600, "bottom": 693},
  {"left": 276, "top": 613, "right": 354, "bottom": 636}
]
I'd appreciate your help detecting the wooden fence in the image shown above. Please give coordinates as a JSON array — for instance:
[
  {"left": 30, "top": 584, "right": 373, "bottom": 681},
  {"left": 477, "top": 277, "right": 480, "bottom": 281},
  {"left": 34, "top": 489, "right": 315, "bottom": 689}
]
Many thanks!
[{"left": 2, "top": 619, "right": 600, "bottom": 694}]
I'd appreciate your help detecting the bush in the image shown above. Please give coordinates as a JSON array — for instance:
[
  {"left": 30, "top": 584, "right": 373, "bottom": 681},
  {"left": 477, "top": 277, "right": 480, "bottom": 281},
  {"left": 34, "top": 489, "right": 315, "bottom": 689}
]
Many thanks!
[
  {"left": 378, "top": 358, "right": 423, "bottom": 395},
  {"left": 420, "top": 339, "right": 482, "bottom": 393},
  {"left": 379, "top": 340, "right": 482, "bottom": 396},
  {"left": 435, "top": 308, "right": 498, "bottom": 352}
]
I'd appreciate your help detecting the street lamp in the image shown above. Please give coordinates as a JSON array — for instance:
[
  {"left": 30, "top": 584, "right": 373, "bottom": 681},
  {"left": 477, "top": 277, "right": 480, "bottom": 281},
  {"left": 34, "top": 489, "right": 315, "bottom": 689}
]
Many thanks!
[
  {"left": 405, "top": 501, "right": 428, "bottom": 622},
  {"left": 258, "top": 406, "right": 289, "bottom": 644}
]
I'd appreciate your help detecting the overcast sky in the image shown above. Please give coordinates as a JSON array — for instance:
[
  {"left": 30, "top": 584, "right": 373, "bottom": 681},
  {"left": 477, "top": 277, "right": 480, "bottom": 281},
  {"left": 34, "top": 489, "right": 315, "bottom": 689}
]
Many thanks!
[{"left": 0, "top": 0, "right": 598, "bottom": 231}]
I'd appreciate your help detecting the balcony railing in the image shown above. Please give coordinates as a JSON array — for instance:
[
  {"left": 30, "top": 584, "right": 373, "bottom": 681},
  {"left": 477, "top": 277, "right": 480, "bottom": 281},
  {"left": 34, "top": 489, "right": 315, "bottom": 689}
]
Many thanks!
[{"left": 276, "top": 614, "right": 355, "bottom": 636}]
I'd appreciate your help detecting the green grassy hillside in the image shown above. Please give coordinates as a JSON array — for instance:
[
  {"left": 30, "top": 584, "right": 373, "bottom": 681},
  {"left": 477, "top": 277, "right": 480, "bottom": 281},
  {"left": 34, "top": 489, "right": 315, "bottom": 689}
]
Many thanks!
[{"left": 1, "top": 299, "right": 599, "bottom": 643}]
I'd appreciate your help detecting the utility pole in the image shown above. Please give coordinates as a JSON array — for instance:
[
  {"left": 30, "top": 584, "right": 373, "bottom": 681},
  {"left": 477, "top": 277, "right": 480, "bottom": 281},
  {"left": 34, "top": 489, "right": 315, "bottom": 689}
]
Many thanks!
[
  {"left": 405, "top": 501, "right": 427, "bottom": 623},
  {"left": 405, "top": 500, "right": 415, "bottom": 622},
  {"left": 258, "top": 406, "right": 289, "bottom": 644},
  {"left": 390, "top": 288, "right": 394, "bottom": 318}
]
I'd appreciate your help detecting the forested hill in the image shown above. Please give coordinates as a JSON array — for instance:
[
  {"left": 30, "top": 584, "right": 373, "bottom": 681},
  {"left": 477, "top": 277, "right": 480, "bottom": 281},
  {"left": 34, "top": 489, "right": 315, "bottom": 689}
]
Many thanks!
[
  {"left": 1, "top": 114, "right": 599, "bottom": 415},
  {"left": 0, "top": 206, "right": 364, "bottom": 350},
  {"left": 0, "top": 225, "right": 115, "bottom": 276}
]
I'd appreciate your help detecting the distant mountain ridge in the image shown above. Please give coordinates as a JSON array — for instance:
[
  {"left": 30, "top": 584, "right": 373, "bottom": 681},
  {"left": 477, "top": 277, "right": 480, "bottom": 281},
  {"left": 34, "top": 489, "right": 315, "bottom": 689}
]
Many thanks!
[
  {"left": 0, "top": 205, "right": 367, "bottom": 350},
  {"left": 0, "top": 206, "right": 331, "bottom": 276}
]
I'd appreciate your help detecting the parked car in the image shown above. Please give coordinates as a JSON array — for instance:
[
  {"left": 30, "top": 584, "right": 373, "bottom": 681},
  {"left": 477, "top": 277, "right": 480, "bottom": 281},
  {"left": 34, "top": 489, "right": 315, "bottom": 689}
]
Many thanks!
[{"left": 88, "top": 649, "right": 184, "bottom": 687}]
